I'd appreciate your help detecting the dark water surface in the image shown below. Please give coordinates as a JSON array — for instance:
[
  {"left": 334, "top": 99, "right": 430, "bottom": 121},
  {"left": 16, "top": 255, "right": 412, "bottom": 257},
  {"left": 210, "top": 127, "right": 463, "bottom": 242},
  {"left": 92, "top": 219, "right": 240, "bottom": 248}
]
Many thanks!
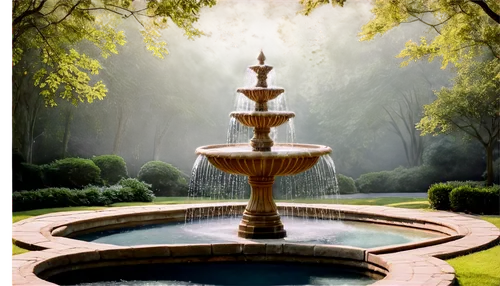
[{"left": 49, "top": 262, "right": 378, "bottom": 286}]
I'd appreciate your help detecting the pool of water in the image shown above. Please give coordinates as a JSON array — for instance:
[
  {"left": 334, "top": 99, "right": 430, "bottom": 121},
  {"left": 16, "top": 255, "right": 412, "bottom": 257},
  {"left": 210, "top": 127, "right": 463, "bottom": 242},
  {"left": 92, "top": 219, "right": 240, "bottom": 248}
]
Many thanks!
[
  {"left": 76, "top": 216, "right": 443, "bottom": 248},
  {"left": 48, "top": 261, "right": 378, "bottom": 286}
]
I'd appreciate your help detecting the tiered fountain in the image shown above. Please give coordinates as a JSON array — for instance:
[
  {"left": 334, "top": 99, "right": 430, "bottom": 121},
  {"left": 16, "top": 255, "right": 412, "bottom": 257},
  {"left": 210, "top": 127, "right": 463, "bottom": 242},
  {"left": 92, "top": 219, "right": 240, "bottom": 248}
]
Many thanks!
[{"left": 196, "top": 51, "right": 332, "bottom": 239}]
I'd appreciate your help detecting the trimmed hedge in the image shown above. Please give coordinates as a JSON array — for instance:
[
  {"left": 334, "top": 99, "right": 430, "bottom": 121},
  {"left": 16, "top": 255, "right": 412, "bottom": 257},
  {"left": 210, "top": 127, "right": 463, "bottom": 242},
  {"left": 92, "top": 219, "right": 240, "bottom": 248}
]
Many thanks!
[
  {"left": 427, "top": 181, "right": 499, "bottom": 214},
  {"left": 355, "top": 166, "right": 440, "bottom": 193},
  {"left": 92, "top": 155, "right": 128, "bottom": 185},
  {"left": 428, "top": 181, "right": 483, "bottom": 211},
  {"left": 12, "top": 179, "right": 154, "bottom": 212},
  {"left": 442, "top": 180, "right": 485, "bottom": 188},
  {"left": 450, "top": 185, "right": 499, "bottom": 214},
  {"left": 137, "top": 161, "right": 188, "bottom": 196},
  {"left": 336, "top": 174, "right": 357, "bottom": 194},
  {"left": 42, "top": 158, "right": 102, "bottom": 189},
  {"left": 428, "top": 183, "right": 454, "bottom": 210}
]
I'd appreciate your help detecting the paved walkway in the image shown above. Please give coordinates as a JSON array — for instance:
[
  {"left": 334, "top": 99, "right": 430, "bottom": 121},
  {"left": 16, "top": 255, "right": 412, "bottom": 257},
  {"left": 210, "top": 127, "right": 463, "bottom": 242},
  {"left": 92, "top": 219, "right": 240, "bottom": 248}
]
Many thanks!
[
  {"left": 12, "top": 203, "right": 500, "bottom": 286},
  {"left": 328, "top": 193, "right": 427, "bottom": 199}
]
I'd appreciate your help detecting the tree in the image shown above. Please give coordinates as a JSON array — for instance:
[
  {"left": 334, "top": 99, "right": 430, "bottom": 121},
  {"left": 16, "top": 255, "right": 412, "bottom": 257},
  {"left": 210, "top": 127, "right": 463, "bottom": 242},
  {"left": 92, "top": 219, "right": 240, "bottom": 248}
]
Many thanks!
[
  {"left": 280, "top": 3, "right": 447, "bottom": 166},
  {"left": 12, "top": 57, "right": 44, "bottom": 163},
  {"left": 149, "top": 90, "right": 213, "bottom": 161},
  {"left": 97, "top": 39, "right": 143, "bottom": 156},
  {"left": 300, "top": 0, "right": 499, "bottom": 182},
  {"left": 12, "top": 0, "right": 216, "bottom": 107},
  {"left": 417, "top": 59, "right": 499, "bottom": 185},
  {"left": 300, "top": 0, "right": 499, "bottom": 76}
]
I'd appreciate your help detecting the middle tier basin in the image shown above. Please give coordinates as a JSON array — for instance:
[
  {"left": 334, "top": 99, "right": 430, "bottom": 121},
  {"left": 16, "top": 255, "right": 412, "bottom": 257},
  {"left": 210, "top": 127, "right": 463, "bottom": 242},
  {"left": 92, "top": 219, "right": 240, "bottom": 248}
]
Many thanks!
[
  {"left": 195, "top": 143, "right": 332, "bottom": 177},
  {"left": 231, "top": 111, "right": 295, "bottom": 128},
  {"left": 236, "top": 87, "right": 285, "bottom": 103}
]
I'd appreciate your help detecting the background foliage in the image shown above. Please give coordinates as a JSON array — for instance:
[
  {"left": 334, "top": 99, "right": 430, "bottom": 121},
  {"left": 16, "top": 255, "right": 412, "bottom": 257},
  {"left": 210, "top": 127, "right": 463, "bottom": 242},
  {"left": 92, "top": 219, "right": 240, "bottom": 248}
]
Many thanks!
[{"left": 12, "top": 0, "right": 499, "bottom": 195}]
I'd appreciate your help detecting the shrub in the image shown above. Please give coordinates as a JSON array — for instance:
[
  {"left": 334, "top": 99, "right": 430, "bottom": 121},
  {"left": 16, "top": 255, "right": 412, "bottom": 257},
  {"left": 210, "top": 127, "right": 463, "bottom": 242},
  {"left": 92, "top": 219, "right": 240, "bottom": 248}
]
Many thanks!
[
  {"left": 13, "top": 179, "right": 154, "bottom": 211},
  {"left": 449, "top": 185, "right": 499, "bottom": 214},
  {"left": 444, "top": 180, "right": 485, "bottom": 188},
  {"left": 13, "top": 189, "right": 41, "bottom": 211},
  {"left": 356, "top": 166, "right": 441, "bottom": 193},
  {"left": 13, "top": 188, "right": 76, "bottom": 211},
  {"left": 91, "top": 155, "right": 128, "bottom": 185},
  {"left": 428, "top": 183, "right": 454, "bottom": 210},
  {"left": 137, "top": 161, "right": 188, "bottom": 196},
  {"left": 336, "top": 174, "right": 357, "bottom": 194},
  {"left": 13, "top": 163, "right": 45, "bottom": 191},
  {"left": 118, "top": 178, "right": 155, "bottom": 202},
  {"left": 43, "top": 158, "right": 102, "bottom": 189}
]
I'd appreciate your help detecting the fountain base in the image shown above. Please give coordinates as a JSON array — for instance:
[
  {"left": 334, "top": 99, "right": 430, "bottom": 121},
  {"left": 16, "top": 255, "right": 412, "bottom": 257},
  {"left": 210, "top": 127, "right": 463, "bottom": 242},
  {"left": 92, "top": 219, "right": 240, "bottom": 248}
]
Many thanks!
[
  {"left": 237, "top": 176, "right": 286, "bottom": 239},
  {"left": 238, "top": 211, "right": 286, "bottom": 239}
]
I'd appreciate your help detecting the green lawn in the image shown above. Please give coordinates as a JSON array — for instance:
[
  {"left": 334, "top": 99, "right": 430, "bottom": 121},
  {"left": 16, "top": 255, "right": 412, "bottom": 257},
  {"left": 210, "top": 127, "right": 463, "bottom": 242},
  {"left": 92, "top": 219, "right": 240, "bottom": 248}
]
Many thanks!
[
  {"left": 11, "top": 197, "right": 499, "bottom": 286},
  {"left": 447, "top": 216, "right": 500, "bottom": 286},
  {"left": 13, "top": 197, "right": 425, "bottom": 224},
  {"left": 116, "top": 196, "right": 430, "bottom": 207}
]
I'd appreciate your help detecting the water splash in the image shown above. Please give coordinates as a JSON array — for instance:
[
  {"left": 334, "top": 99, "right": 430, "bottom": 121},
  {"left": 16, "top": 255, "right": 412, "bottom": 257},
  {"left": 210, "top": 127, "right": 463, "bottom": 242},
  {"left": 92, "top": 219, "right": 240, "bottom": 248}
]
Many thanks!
[{"left": 188, "top": 66, "right": 338, "bottom": 201}]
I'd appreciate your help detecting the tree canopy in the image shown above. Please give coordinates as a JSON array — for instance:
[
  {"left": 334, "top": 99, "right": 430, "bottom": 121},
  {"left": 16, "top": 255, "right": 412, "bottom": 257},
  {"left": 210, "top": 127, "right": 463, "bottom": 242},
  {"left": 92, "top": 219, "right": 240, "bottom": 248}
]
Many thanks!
[
  {"left": 301, "top": 0, "right": 499, "bottom": 71},
  {"left": 12, "top": 0, "right": 497, "bottom": 182},
  {"left": 12, "top": 0, "right": 216, "bottom": 106},
  {"left": 417, "top": 58, "right": 499, "bottom": 185},
  {"left": 300, "top": 0, "right": 499, "bottom": 182}
]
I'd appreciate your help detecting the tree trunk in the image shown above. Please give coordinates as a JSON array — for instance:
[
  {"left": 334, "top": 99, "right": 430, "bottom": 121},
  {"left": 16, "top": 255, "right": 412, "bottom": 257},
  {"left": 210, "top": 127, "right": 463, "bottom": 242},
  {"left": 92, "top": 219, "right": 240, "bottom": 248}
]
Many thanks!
[
  {"left": 112, "top": 106, "right": 128, "bottom": 155},
  {"left": 152, "top": 116, "right": 172, "bottom": 161},
  {"left": 61, "top": 108, "right": 73, "bottom": 158},
  {"left": 385, "top": 108, "right": 411, "bottom": 166},
  {"left": 408, "top": 138, "right": 422, "bottom": 167},
  {"left": 153, "top": 140, "right": 160, "bottom": 161},
  {"left": 26, "top": 96, "right": 42, "bottom": 163},
  {"left": 485, "top": 142, "right": 494, "bottom": 186}
]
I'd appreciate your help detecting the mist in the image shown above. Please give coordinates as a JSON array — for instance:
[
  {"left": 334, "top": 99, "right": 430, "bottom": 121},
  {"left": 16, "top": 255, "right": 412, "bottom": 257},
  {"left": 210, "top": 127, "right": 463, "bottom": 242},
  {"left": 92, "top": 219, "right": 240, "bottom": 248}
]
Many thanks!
[{"left": 15, "top": 0, "right": 459, "bottom": 178}]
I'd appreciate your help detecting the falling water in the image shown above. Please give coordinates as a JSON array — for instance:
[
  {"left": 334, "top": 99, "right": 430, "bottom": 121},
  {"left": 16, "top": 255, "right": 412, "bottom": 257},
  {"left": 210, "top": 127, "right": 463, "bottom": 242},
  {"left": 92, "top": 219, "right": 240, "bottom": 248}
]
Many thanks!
[{"left": 188, "top": 65, "right": 338, "bottom": 203}]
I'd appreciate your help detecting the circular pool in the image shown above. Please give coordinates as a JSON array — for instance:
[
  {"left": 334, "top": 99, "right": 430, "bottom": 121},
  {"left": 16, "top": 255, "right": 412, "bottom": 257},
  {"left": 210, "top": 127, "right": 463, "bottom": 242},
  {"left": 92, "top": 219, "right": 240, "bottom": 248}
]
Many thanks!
[
  {"left": 75, "top": 216, "right": 443, "bottom": 248},
  {"left": 13, "top": 203, "right": 499, "bottom": 286}
]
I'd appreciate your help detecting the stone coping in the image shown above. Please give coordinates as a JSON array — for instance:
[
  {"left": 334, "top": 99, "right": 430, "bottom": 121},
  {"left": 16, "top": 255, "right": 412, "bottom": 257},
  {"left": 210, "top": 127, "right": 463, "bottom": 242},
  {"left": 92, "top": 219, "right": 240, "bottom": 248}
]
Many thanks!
[{"left": 12, "top": 203, "right": 500, "bottom": 286}]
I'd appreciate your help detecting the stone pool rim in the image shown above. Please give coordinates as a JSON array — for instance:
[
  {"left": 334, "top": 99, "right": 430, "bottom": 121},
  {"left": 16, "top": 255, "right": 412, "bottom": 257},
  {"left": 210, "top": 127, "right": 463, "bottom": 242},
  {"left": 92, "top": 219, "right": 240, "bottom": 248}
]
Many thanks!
[{"left": 12, "top": 203, "right": 500, "bottom": 286}]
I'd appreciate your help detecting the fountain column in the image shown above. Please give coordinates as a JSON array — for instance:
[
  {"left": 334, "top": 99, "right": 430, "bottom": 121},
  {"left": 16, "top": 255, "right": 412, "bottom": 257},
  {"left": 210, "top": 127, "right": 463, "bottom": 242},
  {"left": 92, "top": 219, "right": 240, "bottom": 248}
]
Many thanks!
[{"left": 238, "top": 176, "right": 286, "bottom": 239}]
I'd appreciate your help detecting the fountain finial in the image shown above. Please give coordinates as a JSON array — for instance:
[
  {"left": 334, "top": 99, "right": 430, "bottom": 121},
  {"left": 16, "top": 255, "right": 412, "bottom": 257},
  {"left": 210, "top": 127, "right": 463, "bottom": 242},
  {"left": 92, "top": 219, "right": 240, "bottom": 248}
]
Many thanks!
[
  {"left": 249, "top": 50, "right": 273, "bottom": 88},
  {"left": 257, "top": 50, "right": 266, "bottom": 65}
]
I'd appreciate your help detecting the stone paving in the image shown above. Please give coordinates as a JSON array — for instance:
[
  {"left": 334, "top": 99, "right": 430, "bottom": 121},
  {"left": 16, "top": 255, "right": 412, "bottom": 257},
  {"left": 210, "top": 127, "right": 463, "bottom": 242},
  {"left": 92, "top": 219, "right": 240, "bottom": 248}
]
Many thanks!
[{"left": 12, "top": 203, "right": 500, "bottom": 286}]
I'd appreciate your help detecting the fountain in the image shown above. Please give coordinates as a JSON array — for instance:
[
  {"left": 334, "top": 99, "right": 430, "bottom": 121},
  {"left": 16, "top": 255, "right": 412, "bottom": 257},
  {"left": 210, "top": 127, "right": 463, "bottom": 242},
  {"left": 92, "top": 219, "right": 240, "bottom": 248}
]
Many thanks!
[{"left": 196, "top": 51, "right": 331, "bottom": 239}]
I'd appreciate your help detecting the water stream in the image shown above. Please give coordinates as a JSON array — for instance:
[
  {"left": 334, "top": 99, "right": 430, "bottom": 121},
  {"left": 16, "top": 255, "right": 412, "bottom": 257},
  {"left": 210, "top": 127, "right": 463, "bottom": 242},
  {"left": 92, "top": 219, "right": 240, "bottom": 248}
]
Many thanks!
[{"left": 188, "top": 67, "right": 338, "bottom": 201}]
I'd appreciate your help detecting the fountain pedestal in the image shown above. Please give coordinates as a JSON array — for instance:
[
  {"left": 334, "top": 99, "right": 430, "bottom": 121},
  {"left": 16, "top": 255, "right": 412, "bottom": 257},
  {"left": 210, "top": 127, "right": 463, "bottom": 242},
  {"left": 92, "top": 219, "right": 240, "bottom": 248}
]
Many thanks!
[{"left": 238, "top": 176, "right": 286, "bottom": 239}]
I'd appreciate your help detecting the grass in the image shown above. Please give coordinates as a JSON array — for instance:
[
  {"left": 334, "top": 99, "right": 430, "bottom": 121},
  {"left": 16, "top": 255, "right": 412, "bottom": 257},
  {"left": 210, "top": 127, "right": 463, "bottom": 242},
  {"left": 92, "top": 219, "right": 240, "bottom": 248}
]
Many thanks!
[
  {"left": 13, "top": 197, "right": 425, "bottom": 225},
  {"left": 91, "top": 197, "right": 431, "bottom": 208},
  {"left": 12, "top": 244, "right": 29, "bottom": 255},
  {"left": 11, "top": 197, "right": 500, "bottom": 286},
  {"left": 12, "top": 206, "right": 108, "bottom": 223},
  {"left": 446, "top": 216, "right": 500, "bottom": 286}
]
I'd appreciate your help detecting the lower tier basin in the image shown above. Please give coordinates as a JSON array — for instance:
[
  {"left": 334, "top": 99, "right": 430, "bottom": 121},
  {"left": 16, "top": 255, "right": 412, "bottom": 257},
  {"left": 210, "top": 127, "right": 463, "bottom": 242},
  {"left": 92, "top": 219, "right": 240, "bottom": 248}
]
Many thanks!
[
  {"left": 75, "top": 216, "right": 443, "bottom": 248},
  {"left": 47, "top": 261, "right": 380, "bottom": 286}
]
